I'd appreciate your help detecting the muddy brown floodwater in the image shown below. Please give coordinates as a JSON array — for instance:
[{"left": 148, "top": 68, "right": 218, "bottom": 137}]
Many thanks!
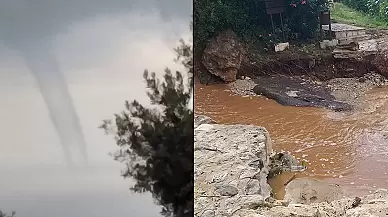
[{"left": 195, "top": 81, "right": 388, "bottom": 199}]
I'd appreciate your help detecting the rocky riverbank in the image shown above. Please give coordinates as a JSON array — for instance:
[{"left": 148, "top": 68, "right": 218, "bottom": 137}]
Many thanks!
[
  {"left": 194, "top": 115, "right": 388, "bottom": 217},
  {"left": 196, "top": 29, "right": 388, "bottom": 111},
  {"left": 194, "top": 115, "right": 273, "bottom": 217},
  {"left": 325, "top": 72, "right": 388, "bottom": 108}
]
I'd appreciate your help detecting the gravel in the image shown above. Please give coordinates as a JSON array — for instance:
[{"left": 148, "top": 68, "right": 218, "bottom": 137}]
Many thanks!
[
  {"left": 325, "top": 72, "right": 388, "bottom": 107},
  {"left": 228, "top": 77, "right": 256, "bottom": 96}
]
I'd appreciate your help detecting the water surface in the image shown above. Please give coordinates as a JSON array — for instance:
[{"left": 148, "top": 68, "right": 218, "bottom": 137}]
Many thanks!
[{"left": 195, "top": 82, "right": 388, "bottom": 198}]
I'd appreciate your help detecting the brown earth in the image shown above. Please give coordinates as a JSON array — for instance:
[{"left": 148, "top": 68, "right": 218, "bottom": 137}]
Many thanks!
[{"left": 196, "top": 32, "right": 388, "bottom": 84}]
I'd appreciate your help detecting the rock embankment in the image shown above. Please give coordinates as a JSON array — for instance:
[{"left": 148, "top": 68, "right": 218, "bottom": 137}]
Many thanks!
[
  {"left": 194, "top": 115, "right": 273, "bottom": 217},
  {"left": 194, "top": 115, "right": 388, "bottom": 217}
]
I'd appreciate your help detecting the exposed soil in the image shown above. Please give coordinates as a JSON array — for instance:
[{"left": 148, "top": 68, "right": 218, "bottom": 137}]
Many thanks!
[
  {"left": 197, "top": 39, "right": 388, "bottom": 111},
  {"left": 195, "top": 37, "right": 385, "bottom": 86}
]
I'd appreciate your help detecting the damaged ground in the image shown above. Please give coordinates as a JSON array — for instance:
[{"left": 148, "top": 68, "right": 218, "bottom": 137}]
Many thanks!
[
  {"left": 228, "top": 72, "right": 388, "bottom": 112},
  {"left": 195, "top": 26, "right": 388, "bottom": 216},
  {"left": 197, "top": 27, "right": 388, "bottom": 112}
]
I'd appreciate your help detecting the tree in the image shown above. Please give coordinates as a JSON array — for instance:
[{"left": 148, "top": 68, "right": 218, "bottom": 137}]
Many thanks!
[
  {"left": 0, "top": 210, "right": 15, "bottom": 217},
  {"left": 100, "top": 29, "right": 193, "bottom": 217}
]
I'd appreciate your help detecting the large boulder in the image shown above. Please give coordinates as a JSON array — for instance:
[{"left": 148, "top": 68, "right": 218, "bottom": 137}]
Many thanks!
[
  {"left": 202, "top": 30, "right": 244, "bottom": 82},
  {"left": 372, "top": 54, "right": 388, "bottom": 78},
  {"left": 194, "top": 122, "right": 272, "bottom": 217},
  {"left": 268, "top": 151, "right": 304, "bottom": 178},
  {"left": 371, "top": 37, "right": 388, "bottom": 77},
  {"left": 194, "top": 115, "right": 216, "bottom": 129}
]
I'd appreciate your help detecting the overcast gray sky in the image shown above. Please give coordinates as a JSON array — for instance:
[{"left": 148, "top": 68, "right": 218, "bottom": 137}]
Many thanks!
[{"left": 0, "top": 1, "right": 191, "bottom": 216}]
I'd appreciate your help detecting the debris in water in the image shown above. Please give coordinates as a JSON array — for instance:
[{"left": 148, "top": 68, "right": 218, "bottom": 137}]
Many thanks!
[
  {"left": 351, "top": 197, "right": 361, "bottom": 208},
  {"left": 284, "top": 174, "right": 296, "bottom": 186}
]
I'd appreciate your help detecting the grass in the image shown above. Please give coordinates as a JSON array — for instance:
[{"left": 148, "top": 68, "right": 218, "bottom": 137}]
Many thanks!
[{"left": 331, "top": 3, "right": 388, "bottom": 29}]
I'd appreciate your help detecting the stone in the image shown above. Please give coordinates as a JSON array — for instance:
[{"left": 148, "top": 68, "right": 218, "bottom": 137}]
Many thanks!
[
  {"left": 268, "top": 151, "right": 302, "bottom": 178},
  {"left": 284, "top": 178, "right": 345, "bottom": 205},
  {"left": 195, "top": 197, "right": 213, "bottom": 213},
  {"left": 248, "top": 159, "right": 264, "bottom": 170},
  {"left": 320, "top": 39, "right": 339, "bottom": 49},
  {"left": 371, "top": 38, "right": 388, "bottom": 77},
  {"left": 245, "top": 180, "right": 262, "bottom": 195},
  {"left": 337, "top": 41, "right": 359, "bottom": 51},
  {"left": 359, "top": 39, "right": 378, "bottom": 52},
  {"left": 202, "top": 30, "right": 244, "bottom": 82},
  {"left": 228, "top": 79, "right": 257, "bottom": 96},
  {"left": 194, "top": 115, "right": 216, "bottom": 129},
  {"left": 201, "top": 210, "right": 215, "bottom": 217},
  {"left": 239, "top": 168, "right": 260, "bottom": 179},
  {"left": 216, "top": 184, "right": 239, "bottom": 196},
  {"left": 240, "top": 195, "right": 265, "bottom": 209},
  {"left": 351, "top": 197, "right": 361, "bottom": 208},
  {"left": 194, "top": 120, "right": 272, "bottom": 216},
  {"left": 274, "top": 42, "right": 289, "bottom": 52}
]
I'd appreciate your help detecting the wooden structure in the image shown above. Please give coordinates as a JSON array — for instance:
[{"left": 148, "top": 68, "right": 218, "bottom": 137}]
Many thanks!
[
  {"left": 319, "top": 10, "right": 332, "bottom": 40},
  {"left": 265, "top": 0, "right": 286, "bottom": 41}
]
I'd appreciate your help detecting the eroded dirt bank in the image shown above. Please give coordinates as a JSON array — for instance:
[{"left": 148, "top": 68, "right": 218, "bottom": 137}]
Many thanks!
[{"left": 197, "top": 29, "right": 388, "bottom": 84}]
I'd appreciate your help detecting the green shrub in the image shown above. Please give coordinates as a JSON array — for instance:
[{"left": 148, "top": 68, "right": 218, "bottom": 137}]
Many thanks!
[
  {"left": 194, "top": 0, "right": 328, "bottom": 52},
  {"left": 343, "top": 0, "right": 369, "bottom": 12},
  {"left": 369, "top": 0, "right": 388, "bottom": 19},
  {"left": 193, "top": 0, "right": 263, "bottom": 51},
  {"left": 344, "top": 0, "right": 388, "bottom": 21},
  {"left": 285, "top": 0, "right": 328, "bottom": 38}
]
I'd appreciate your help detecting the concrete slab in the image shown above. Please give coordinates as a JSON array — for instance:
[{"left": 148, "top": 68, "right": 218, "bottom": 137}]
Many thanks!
[
  {"left": 274, "top": 42, "right": 289, "bottom": 52},
  {"left": 322, "top": 23, "right": 365, "bottom": 32},
  {"left": 359, "top": 39, "right": 378, "bottom": 52},
  {"left": 320, "top": 39, "right": 339, "bottom": 49}
]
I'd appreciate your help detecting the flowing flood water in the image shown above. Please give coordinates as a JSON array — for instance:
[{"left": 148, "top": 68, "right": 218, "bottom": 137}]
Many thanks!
[{"left": 195, "top": 81, "right": 388, "bottom": 199}]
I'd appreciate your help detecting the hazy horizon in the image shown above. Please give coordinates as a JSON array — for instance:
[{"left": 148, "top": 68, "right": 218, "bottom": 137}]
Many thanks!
[{"left": 0, "top": 1, "right": 191, "bottom": 216}]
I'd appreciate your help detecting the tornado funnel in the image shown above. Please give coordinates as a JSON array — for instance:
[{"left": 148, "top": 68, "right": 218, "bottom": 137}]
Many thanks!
[{"left": 19, "top": 44, "right": 88, "bottom": 167}]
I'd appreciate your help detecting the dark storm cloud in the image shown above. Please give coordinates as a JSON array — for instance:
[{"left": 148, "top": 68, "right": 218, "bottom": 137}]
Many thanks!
[
  {"left": 0, "top": 0, "right": 191, "bottom": 167},
  {"left": 0, "top": 0, "right": 192, "bottom": 46}
]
